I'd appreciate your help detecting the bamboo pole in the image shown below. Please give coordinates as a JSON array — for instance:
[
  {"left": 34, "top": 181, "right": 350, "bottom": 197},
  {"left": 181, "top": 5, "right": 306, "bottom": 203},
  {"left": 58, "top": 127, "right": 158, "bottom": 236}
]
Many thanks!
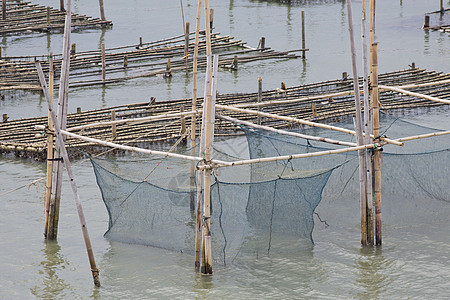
[
  {"left": 378, "top": 85, "right": 450, "bottom": 105},
  {"left": 371, "top": 43, "right": 382, "bottom": 246},
  {"left": 301, "top": 10, "right": 306, "bottom": 59},
  {"left": 101, "top": 43, "right": 106, "bottom": 84},
  {"left": 36, "top": 61, "right": 100, "bottom": 287},
  {"left": 98, "top": 0, "right": 105, "bottom": 21},
  {"left": 190, "top": 0, "right": 202, "bottom": 218},
  {"left": 48, "top": 0, "right": 72, "bottom": 240},
  {"left": 346, "top": 0, "right": 368, "bottom": 245},
  {"left": 218, "top": 114, "right": 358, "bottom": 147},
  {"left": 257, "top": 77, "right": 262, "bottom": 125},
  {"left": 361, "top": 0, "right": 374, "bottom": 245},
  {"left": 111, "top": 110, "right": 116, "bottom": 139},
  {"left": 395, "top": 130, "right": 450, "bottom": 142},
  {"left": 201, "top": 0, "right": 214, "bottom": 275},
  {"left": 44, "top": 53, "right": 54, "bottom": 238},
  {"left": 215, "top": 104, "right": 403, "bottom": 146},
  {"left": 2, "top": 0, "right": 6, "bottom": 20},
  {"left": 185, "top": 22, "right": 190, "bottom": 75}
]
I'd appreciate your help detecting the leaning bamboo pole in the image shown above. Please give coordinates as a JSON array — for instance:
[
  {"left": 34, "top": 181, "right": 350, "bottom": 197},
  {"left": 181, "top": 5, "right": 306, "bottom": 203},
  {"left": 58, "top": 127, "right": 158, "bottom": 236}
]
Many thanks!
[
  {"left": 361, "top": 0, "right": 374, "bottom": 245},
  {"left": 215, "top": 104, "right": 403, "bottom": 146},
  {"left": 201, "top": 0, "right": 214, "bottom": 275},
  {"left": 36, "top": 61, "right": 100, "bottom": 287},
  {"left": 218, "top": 114, "right": 358, "bottom": 147},
  {"left": 346, "top": 0, "right": 368, "bottom": 245},
  {"left": 47, "top": 0, "right": 72, "bottom": 240},
  {"left": 395, "top": 130, "right": 450, "bottom": 142},
  {"left": 44, "top": 53, "right": 54, "bottom": 238}
]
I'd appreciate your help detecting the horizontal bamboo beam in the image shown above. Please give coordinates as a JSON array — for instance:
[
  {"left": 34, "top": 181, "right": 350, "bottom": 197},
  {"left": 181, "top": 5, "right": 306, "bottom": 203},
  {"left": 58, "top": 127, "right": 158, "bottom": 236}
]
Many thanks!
[
  {"left": 218, "top": 114, "right": 357, "bottom": 147},
  {"left": 395, "top": 130, "right": 450, "bottom": 142},
  {"left": 379, "top": 85, "right": 450, "bottom": 105},
  {"left": 216, "top": 104, "right": 403, "bottom": 146}
]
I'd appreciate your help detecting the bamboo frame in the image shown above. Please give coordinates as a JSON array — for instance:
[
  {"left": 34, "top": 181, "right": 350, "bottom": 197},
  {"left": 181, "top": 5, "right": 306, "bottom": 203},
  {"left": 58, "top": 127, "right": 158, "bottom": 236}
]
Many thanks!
[
  {"left": 379, "top": 85, "right": 450, "bottom": 105},
  {"left": 36, "top": 61, "right": 100, "bottom": 287},
  {"left": 44, "top": 53, "right": 54, "bottom": 238}
]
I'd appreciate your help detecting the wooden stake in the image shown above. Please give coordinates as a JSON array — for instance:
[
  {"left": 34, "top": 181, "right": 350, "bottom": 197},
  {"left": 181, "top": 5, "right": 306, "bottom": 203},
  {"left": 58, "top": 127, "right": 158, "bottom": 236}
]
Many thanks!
[
  {"left": 361, "top": 0, "right": 374, "bottom": 245},
  {"left": 99, "top": 0, "right": 106, "bottom": 21},
  {"left": 257, "top": 77, "right": 262, "bottom": 125},
  {"left": 371, "top": 43, "right": 382, "bottom": 246},
  {"left": 192, "top": 0, "right": 202, "bottom": 267},
  {"left": 48, "top": 0, "right": 72, "bottom": 240},
  {"left": 60, "top": 0, "right": 65, "bottom": 12},
  {"left": 301, "top": 10, "right": 306, "bottom": 59},
  {"left": 2, "top": 0, "right": 6, "bottom": 20},
  {"left": 36, "top": 61, "right": 101, "bottom": 287},
  {"left": 209, "top": 8, "right": 214, "bottom": 31},
  {"left": 44, "top": 53, "right": 54, "bottom": 239},
  {"left": 71, "top": 43, "right": 76, "bottom": 56},
  {"left": 123, "top": 55, "right": 128, "bottom": 68},
  {"left": 440, "top": 0, "right": 444, "bottom": 14},
  {"left": 423, "top": 15, "right": 430, "bottom": 29},
  {"left": 346, "top": 0, "right": 368, "bottom": 245},
  {"left": 165, "top": 58, "right": 172, "bottom": 77},
  {"left": 311, "top": 102, "right": 317, "bottom": 118},
  {"left": 111, "top": 110, "right": 116, "bottom": 139},
  {"left": 101, "top": 43, "right": 106, "bottom": 84},
  {"left": 180, "top": 106, "right": 186, "bottom": 135},
  {"left": 184, "top": 22, "right": 190, "bottom": 75},
  {"left": 46, "top": 6, "right": 51, "bottom": 26}
]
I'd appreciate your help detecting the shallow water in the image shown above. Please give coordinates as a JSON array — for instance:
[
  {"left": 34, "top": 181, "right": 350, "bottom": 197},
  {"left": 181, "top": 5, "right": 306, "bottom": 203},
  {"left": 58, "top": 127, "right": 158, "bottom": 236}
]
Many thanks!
[{"left": 1, "top": 0, "right": 449, "bottom": 299}]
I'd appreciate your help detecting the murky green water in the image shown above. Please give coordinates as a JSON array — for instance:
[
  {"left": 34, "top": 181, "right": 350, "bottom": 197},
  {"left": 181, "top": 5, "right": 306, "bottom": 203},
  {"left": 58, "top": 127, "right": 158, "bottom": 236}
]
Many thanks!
[{"left": 1, "top": 0, "right": 449, "bottom": 298}]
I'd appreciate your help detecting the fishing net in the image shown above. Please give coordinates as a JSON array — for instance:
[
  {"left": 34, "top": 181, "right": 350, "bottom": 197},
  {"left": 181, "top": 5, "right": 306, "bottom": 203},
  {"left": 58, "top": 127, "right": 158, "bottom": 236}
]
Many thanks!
[{"left": 91, "top": 111, "right": 449, "bottom": 264}]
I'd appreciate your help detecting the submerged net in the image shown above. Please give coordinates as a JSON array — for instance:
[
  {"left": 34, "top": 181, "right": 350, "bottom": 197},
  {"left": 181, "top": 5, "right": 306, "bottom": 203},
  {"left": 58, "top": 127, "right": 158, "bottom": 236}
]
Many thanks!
[{"left": 91, "top": 111, "right": 449, "bottom": 264}]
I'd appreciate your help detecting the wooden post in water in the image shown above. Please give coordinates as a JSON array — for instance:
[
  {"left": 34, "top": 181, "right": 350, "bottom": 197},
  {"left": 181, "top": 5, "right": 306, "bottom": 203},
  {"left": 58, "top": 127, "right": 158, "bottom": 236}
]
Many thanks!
[
  {"left": 165, "top": 58, "right": 172, "bottom": 77},
  {"left": 440, "top": 0, "right": 444, "bottom": 14},
  {"left": 2, "top": 114, "right": 7, "bottom": 122},
  {"left": 101, "top": 43, "right": 106, "bottom": 84},
  {"left": 180, "top": 105, "right": 186, "bottom": 135},
  {"left": 301, "top": 10, "right": 306, "bottom": 59},
  {"left": 60, "top": 0, "right": 65, "bottom": 12},
  {"left": 192, "top": 0, "right": 203, "bottom": 271},
  {"left": 185, "top": 22, "right": 190, "bottom": 75},
  {"left": 201, "top": 0, "right": 214, "bottom": 275},
  {"left": 36, "top": 61, "right": 101, "bottom": 287},
  {"left": 99, "top": 0, "right": 106, "bottom": 21},
  {"left": 71, "top": 43, "right": 76, "bottom": 56},
  {"left": 257, "top": 77, "right": 262, "bottom": 125},
  {"left": 371, "top": 43, "right": 382, "bottom": 246},
  {"left": 260, "top": 37, "right": 266, "bottom": 50},
  {"left": 111, "top": 110, "right": 116, "bottom": 139},
  {"left": 346, "top": 0, "right": 368, "bottom": 245},
  {"left": 44, "top": 53, "right": 55, "bottom": 239},
  {"left": 209, "top": 8, "right": 214, "bottom": 31},
  {"left": 2, "top": 0, "right": 6, "bottom": 20},
  {"left": 47, "top": 6, "right": 51, "bottom": 26},
  {"left": 47, "top": 0, "right": 72, "bottom": 240},
  {"left": 423, "top": 15, "right": 430, "bottom": 29},
  {"left": 361, "top": 0, "right": 374, "bottom": 245}
]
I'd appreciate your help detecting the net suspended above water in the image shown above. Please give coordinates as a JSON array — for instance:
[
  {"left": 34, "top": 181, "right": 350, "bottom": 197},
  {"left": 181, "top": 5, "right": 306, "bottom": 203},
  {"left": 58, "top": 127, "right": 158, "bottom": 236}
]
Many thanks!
[{"left": 91, "top": 112, "right": 449, "bottom": 265}]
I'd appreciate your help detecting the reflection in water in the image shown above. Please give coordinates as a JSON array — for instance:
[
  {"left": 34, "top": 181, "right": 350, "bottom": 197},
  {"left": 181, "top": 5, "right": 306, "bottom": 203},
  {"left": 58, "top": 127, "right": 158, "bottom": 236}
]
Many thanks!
[
  {"left": 98, "top": 28, "right": 107, "bottom": 50},
  {"left": 192, "top": 273, "right": 214, "bottom": 299},
  {"left": 299, "top": 59, "right": 307, "bottom": 82},
  {"left": 46, "top": 32, "right": 51, "bottom": 52},
  {"left": 423, "top": 29, "right": 430, "bottom": 55},
  {"left": 101, "top": 84, "right": 107, "bottom": 107},
  {"left": 355, "top": 246, "right": 395, "bottom": 299},
  {"left": 30, "top": 241, "right": 72, "bottom": 299}
]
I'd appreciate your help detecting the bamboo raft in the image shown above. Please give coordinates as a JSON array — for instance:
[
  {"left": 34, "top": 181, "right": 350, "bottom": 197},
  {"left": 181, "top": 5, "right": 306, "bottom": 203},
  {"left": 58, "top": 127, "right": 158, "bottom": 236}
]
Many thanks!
[
  {"left": 0, "top": 32, "right": 302, "bottom": 91},
  {"left": 1, "top": 67, "right": 449, "bottom": 160},
  {"left": 0, "top": 0, "right": 111, "bottom": 35}
]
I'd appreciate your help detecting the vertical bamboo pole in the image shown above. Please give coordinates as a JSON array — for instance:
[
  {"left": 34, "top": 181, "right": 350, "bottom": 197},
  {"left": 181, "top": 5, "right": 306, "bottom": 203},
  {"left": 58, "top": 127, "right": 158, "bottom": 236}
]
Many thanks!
[
  {"left": 192, "top": 0, "right": 203, "bottom": 271},
  {"left": 361, "top": 0, "right": 374, "bottom": 245},
  {"left": 440, "top": 0, "right": 444, "bottom": 14},
  {"left": 44, "top": 53, "right": 55, "bottom": 238},
  {"left": 371, "top": 43, "right": 382, "bottom": 246},
  {"left": 46, "top": 6, "right": 51, "bottom": 26},
  {"left": 209, "top": 8, "right": 214, "bottom": 31},
  {"left": 36, "top": 62, "right": 101, "bottom": 287},
  {"left": 48, "top": 0, "right": 72, "bottom": 240},
  {"left": 257, "top": 77, "right": 262, "bottom": 125},
  {"left": 346, "top": 0, "right": 368, "bottom": 245},
  {"left": 60, "top": 0, "right": 65, "bottom": 12},
  {"left": 99, "top": 0, "right": 106, "bottom": 21},
  {"left": 2, "top": 0, "right": 6, "bottom": 20},
  {"left": 101, "top": 43, "right": 106, "bottom": 84},
  {"left": 180, "top": 106, "right": 186, "bottom": 135},
  {"left": 201, "top": 0, "right": 213, "bottom": 275},
  {"left": 301, "top": 10, "right": 306, "bottom": 59},
  {"left": 111, "top": 110, "right": 116, "bottom": 139},
  {"left": 185, "top": 22, "right": 190, "bottom": 75}
]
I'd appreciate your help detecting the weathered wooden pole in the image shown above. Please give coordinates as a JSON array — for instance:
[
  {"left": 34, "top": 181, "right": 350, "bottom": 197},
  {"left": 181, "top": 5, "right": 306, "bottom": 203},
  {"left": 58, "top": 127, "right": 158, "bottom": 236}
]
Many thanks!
[
  {"left": 257, "top": 77, "right": 262, "bottom": 125},
  {"left": 101, "top": 43, "right": 106, "bottom": 84},
  {"left": 60, "top": 0, "right": 65, "bottom": 12},
  {"left": 361, "top": 0, "right": 374, "bottom": 245},
  {"left": 2, "top": 0, "right": 6, "bottom": 20},
  {"left": 180, "top": 105, "right": 186, "bottom": 135},
  {"left": 440, "top": 0, "right": 444, "bottom": 14},
  {"left": 200, "top": 0, "right": 214, "bottom": 275},
  {"left": 371, "top": 43, "right": 382, "bottom": 246},
  {"left": 46, "top": 6, "right": 51, "bottom": 26},
  {"left": 209, "top": 8, "right": 214, "bottom": 31},
  {"left": 111, "top": 110, "right": 116, "bottom": 139},
  {"left": 99, "top": 0, "right": 106, "bottom": 21},
  {"left": 423, "top": 15, "right": 430, "bottom": 29},
  {"left": 192, "top": 0, "right": 203, "bottom": 271},
  {"left": 44, "top": 53, "right": 55, "bottom": 238},
  {"left": 184, "top": 21, "right": 190, "bottom": 75},
  {"left": 346, "top": 0, "right": 368, "bottom": 245},
  {"left": 36, "top": 61, "right": 101, "bottom": 287},
  {"left": 301, "top": 10, "right": 306, "bottom": 59},
  {"left": 47, "top": 0, "right": 72, "bottom": 240}
]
